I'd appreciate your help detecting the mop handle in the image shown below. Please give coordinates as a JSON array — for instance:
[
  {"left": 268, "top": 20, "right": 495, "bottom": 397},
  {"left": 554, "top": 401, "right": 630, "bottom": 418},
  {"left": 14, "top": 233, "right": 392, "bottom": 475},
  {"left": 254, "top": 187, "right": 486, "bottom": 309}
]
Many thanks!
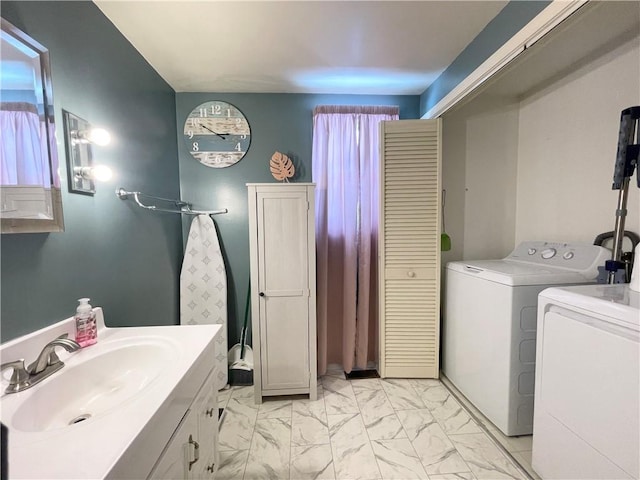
[{"left": 608, "top": 106, "right": 640, "bottom": 283}]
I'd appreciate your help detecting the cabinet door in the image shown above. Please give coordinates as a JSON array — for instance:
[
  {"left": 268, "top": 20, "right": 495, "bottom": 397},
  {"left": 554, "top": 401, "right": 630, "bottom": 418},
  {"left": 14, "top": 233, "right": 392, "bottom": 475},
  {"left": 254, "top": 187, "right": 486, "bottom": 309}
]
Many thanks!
[
  {"left": 194, "top": 376, "right": 218, "bottom": 478},
  {"left": 147, "top": 410, "right": 198, "bottom": 480},
  {"left": 256, "top": 190, "right": 310, "bottom": 390},
  {"left": 378, "top": 119, "right": 441, "bottom": 378}
]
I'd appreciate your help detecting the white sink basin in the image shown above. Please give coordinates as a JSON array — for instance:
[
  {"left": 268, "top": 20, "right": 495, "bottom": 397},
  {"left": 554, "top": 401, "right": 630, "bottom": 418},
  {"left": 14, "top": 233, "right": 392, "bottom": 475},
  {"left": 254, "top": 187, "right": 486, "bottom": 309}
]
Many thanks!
[
  {"left": 0, "top": 308, "right": 221, "bottom": 479},
  {"left": 11, "top": 338, "right": 175, "bottom": 432}
]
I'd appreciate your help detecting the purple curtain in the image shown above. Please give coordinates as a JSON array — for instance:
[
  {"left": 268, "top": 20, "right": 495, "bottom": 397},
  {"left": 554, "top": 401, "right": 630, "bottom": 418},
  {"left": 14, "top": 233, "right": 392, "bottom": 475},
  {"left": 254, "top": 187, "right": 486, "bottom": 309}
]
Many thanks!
[{"left": 312, "top": 105, "right": 399, "bottom": 374}]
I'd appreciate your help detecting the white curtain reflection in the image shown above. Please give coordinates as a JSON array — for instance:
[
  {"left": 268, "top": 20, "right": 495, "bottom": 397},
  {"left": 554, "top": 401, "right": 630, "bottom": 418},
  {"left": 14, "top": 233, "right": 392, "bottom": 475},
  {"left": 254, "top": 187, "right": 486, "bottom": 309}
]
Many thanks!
[{"left": 0, "top": 102, "right": 53, "bottom": 188}]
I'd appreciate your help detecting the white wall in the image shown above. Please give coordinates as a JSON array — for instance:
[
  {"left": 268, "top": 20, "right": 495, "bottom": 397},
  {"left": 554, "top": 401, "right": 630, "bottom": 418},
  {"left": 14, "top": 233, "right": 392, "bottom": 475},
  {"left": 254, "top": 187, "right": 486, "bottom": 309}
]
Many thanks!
[
  {"left": 515, "top": 37, "right": 640, "bottom": 245},
  {"left": 441, "top": 112, "right": 466, "bottom": 266},
  {"left": 442, "top": 97, "right": 520, "bottom": 262},
  {"left": 441, "top": 35, "right": 640, "bottom": 263},
  {"left": 463, "top": 101, "right": 519, "bottom": 260}
]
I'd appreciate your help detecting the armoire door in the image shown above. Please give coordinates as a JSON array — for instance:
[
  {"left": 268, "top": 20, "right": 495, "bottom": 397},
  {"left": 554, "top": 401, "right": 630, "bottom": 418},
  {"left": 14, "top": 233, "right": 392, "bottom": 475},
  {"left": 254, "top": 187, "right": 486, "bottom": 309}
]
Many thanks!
[
  {"left": 255, "top": 189, "right": 310, "bottom": 391},
  {"left": 378, "top": 119, "right": 442, "bottom": 378}
]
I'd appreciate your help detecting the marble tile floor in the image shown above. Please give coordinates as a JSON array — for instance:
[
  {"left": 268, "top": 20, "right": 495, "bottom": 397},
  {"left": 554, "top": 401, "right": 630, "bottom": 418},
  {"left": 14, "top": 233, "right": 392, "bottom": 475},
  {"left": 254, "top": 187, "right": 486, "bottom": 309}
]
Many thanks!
[
  {"left": 215, "top": 368, "right": 533, "bottom": 480},
  {"left": 438, "top": 376, "right": 539, "bottom": 480}
]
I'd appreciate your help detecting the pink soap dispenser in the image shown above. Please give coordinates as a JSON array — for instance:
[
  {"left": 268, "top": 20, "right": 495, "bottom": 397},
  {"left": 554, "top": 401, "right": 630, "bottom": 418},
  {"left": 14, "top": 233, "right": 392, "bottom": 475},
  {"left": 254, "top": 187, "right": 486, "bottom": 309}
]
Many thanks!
[{"left": 75, "top": 298, "right": 97, "bottom": 347}]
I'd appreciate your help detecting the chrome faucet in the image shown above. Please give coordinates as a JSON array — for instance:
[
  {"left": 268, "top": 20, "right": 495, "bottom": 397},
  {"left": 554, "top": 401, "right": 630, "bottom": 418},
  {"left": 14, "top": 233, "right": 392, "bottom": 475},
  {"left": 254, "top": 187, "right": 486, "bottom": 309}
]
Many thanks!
[
  {"left": 0, "top": 359, "right": 30, "bottom": 394},
  {"left": 28, "top": 335, "right": 81, "bottom": 375},
  {"left": 0, "top": 334, "right": 80, "bottom": 394}
]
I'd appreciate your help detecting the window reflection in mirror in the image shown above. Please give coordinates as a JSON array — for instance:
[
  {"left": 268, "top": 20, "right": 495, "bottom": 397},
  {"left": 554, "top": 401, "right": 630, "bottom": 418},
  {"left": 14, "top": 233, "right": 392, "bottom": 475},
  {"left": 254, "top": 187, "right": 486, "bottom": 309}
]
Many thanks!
[{"left": 0, "top": 18, "right": 64, "bottom": 233}]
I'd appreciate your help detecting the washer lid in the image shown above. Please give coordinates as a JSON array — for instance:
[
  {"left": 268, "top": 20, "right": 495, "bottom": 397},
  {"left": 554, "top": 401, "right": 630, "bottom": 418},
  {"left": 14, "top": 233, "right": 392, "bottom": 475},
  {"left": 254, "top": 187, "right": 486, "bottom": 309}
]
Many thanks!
[
  {"left": 446, "top": 259, "right": 595, "bottom": 286},
  {"left": 540, "top": 284, "right": 640, "bottom": 331}
]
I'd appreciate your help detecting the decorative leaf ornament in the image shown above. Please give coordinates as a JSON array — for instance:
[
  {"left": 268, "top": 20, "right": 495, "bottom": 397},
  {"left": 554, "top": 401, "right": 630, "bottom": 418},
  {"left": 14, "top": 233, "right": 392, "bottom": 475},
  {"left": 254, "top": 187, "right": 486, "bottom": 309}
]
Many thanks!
[{"left": 270, "top": 151, "right": 295, "bottom": 182}]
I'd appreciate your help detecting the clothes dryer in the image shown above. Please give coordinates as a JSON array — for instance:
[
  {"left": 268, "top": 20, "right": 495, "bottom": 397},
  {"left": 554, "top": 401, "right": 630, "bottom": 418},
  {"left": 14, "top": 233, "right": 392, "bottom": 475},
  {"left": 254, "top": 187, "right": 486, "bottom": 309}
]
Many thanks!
[
  {"left": 532, "top": 284, "right": 639, "bottom": 479},
  {"left": 443, "top": 242, "right": 610, "bottom": 436}
]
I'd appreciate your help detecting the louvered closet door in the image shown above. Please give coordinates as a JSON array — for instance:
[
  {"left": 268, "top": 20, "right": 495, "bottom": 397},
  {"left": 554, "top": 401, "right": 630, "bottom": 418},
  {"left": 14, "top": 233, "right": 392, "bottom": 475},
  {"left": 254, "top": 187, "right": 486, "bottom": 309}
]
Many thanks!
[{"left": 379, "top": 119, "right": 441, "bottom": 378}]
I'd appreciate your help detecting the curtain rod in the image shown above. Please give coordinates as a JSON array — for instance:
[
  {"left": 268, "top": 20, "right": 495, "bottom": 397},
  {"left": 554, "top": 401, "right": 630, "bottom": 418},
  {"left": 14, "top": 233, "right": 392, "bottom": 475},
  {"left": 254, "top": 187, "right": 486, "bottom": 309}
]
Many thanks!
[
  {"left": 116, "top": 188, "right": 227, "bottom": 216},
  {"left": 313, "top": 105, "right": 400, "bottom": 116}
]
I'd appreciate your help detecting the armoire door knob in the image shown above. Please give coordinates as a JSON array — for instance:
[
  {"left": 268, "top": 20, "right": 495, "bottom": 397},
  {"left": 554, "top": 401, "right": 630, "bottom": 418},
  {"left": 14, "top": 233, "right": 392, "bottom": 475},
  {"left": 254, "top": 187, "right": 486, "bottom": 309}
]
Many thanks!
[{"left": 259, "top": 292, "right": 265, "bottom": 297}]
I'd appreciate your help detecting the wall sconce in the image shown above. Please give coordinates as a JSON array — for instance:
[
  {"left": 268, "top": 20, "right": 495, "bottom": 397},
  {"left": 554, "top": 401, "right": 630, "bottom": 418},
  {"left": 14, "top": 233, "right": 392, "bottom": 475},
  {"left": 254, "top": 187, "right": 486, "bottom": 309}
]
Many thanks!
[
  {"left": 71, "top": 127, "right": 111, "bottom": 147},
  {"left": 73, "top": 165, "right": 113, "bottom": 182},
  {"left": 63, "top": 110, "right": 112, "bottom": 195}
]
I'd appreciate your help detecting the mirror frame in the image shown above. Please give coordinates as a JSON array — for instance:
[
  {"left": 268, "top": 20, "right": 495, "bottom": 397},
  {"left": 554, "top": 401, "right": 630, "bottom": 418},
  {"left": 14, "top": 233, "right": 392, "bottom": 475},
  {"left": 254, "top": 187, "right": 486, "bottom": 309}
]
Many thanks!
[
  {"left": 63, "top": 110, "right": 97, "bottom": 195},
  {"left": 1, "top": 18, "right": 64, "bottom": 234}
]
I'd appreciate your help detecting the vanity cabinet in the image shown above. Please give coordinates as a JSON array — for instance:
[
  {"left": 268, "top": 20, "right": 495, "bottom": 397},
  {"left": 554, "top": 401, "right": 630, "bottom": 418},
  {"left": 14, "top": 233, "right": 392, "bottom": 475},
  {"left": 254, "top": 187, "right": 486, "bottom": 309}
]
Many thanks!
[
  {"left": 247, "top": 183, "right": 317, "bottom": 404},
  {"left": 148, "top": 370, "right": 218, "bottom": 479},
  {"left": 0, "top": 310, "right": 222, "bottom": 480}
]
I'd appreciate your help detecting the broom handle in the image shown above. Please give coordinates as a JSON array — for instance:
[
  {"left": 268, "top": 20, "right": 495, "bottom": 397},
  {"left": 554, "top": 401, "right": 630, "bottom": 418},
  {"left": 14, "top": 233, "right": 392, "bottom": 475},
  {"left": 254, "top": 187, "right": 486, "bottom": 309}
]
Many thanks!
[{"left": 240, "top": 282, "right": 251, "bottom": 358}]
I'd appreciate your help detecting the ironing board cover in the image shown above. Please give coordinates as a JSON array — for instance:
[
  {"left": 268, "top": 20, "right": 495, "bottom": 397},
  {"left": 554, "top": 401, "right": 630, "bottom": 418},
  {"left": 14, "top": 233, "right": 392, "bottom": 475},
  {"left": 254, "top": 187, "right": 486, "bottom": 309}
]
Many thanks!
[{"left": 180, "top": 214, "right": 228, "bottom": 389}]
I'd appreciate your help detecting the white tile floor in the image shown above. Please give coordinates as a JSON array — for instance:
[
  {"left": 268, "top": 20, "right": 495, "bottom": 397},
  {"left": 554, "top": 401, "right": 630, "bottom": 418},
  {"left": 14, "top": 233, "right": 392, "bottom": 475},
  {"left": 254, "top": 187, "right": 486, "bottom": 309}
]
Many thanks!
[
  {"left": 215, "top": 368, "right": 533, "bottom": 480},
  {"left": 439, "top": 376, "right": 539, "bottom": 480}
]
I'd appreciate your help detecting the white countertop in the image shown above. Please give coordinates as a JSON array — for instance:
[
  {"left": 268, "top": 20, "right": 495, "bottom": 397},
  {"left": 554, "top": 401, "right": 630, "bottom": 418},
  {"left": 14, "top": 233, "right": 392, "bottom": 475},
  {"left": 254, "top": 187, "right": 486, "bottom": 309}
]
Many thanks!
[{"left": 0, "top": 308, "right": 221, "bottom": 479}]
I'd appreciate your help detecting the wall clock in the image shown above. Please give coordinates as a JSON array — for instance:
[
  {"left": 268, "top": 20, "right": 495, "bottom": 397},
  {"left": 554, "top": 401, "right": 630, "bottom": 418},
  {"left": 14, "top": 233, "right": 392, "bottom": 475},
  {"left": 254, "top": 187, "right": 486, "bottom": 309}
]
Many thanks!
[{"left": 183, "top": 100, "right": 251, "bottom": 168}]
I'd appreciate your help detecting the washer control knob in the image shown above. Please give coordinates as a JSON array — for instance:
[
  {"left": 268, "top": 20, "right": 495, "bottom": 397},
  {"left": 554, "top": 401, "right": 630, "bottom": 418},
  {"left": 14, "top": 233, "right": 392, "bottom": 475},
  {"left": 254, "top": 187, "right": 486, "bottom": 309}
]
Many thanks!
[
  {"left": 541, "top": 248, "right": 557, "bottom": 259},
  {"left": 563, "top": 251, "right": 574, "bottom": 260},
  {"left": 527, "top": 248, "right": 537, "bottom": 255}
]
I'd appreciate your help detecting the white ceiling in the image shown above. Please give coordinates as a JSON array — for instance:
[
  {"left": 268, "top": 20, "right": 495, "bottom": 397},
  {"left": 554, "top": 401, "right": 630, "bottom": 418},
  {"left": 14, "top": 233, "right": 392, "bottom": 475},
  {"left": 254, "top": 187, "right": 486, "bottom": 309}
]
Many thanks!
[{"left": 93, "top": 1, "right": 508, "bottom": 95}]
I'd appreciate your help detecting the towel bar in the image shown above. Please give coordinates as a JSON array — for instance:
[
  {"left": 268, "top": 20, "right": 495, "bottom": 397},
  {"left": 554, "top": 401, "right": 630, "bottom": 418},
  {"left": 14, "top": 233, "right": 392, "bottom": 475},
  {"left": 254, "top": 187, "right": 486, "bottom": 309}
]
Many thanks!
[{"left": 116, "top": 188, "right": 227, "bottom": 216}]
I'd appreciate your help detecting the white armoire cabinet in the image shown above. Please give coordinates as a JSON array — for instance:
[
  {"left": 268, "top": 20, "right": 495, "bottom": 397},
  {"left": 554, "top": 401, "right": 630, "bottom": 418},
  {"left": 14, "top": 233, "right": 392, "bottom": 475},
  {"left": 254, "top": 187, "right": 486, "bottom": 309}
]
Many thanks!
[
  {"left": 247, "top": 183, "right": 317, "bottom": 404},
  {"left": 378, "top": 119, "right": 442, "bottom": 379}
]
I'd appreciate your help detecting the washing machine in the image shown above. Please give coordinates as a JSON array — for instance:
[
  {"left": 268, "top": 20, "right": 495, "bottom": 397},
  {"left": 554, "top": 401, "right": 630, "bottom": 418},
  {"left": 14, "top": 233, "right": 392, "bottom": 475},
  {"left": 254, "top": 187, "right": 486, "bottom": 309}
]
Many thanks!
[
  {"left": 532, "top": 283, "right": 639, "bottom": 479},
  {"left": 443, "top": 241, "right": 610, "bottom": 436}
]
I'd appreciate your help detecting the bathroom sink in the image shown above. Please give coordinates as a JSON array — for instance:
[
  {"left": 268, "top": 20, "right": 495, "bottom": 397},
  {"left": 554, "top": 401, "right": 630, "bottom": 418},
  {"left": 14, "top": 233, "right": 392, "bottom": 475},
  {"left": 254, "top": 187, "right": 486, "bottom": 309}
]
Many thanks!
[
  {"left": 0, "top": 308, "right": 221, "bottom": 479},
  {"left": 10, "top": 338, "right": 176, "bottom": 432}
]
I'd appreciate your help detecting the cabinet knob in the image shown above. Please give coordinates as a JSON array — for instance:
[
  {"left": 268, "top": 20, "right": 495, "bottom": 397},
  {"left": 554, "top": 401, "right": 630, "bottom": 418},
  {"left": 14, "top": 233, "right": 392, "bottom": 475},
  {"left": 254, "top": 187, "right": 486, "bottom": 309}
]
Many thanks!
[
  {"left": 259, "top": 292, "right": 265, "bottom": 297},
  {"left": 207, "top": 463, "right": 215, "bottom": 473},
  {"left": 407, "top": 271, "right": 416, "bottom": 278},
  {"left": 206, "top": 407, "right": 215, "bottom": 417}
]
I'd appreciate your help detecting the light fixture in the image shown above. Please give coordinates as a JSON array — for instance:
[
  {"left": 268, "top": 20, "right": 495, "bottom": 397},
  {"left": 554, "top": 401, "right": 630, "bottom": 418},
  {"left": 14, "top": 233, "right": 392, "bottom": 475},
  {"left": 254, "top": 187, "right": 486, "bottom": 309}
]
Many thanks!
[
  {"left": 63, "top": 110, "right": 113, "bottom": 195},
  {"left": 71, "top": 127, "right": 111, "bottom": 146},
  {"left": 74, "top": 165, "right": 113, "bottom": 182}
]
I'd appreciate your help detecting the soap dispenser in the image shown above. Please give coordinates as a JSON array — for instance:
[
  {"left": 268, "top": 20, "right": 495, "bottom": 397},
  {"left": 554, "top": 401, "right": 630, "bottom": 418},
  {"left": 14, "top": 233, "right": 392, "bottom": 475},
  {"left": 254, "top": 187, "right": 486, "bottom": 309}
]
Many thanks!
[{"left": 75, "top": 298, "right": 97, "bottom": 347}]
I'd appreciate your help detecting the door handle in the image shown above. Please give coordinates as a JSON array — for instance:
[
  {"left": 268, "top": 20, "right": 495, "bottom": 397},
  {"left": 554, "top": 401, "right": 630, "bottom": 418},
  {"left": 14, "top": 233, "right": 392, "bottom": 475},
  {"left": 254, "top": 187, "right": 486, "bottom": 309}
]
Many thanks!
[
  {"left": 259, "top": 292, "right": 265, "bottom": 297},
  {"left": 188, "top": 434, "right": 199, "bottom": 471}
]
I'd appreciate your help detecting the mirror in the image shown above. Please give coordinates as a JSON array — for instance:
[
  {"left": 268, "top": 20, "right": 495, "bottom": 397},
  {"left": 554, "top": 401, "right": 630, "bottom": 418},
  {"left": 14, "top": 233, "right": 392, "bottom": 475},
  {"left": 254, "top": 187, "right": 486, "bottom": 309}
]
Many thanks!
[
  {"left": 63, "top": 110, "right": 97, "bottom": 195},
  {"left": 0, "top": 18, "right": 64, "bottom": 234}
]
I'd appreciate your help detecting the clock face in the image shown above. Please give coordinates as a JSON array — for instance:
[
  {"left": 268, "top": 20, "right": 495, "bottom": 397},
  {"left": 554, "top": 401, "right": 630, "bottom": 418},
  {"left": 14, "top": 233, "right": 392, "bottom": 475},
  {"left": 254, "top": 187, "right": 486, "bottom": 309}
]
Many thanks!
[{"left": 183, "top": 101, "right": 251, "bottom": 168}]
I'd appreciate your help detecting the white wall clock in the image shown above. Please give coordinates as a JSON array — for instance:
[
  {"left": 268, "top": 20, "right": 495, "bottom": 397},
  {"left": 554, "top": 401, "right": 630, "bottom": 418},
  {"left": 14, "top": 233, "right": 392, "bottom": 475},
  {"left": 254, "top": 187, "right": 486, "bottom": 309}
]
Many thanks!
[{"left": 183, "top": 100, "right": 251, "bottom": 168}]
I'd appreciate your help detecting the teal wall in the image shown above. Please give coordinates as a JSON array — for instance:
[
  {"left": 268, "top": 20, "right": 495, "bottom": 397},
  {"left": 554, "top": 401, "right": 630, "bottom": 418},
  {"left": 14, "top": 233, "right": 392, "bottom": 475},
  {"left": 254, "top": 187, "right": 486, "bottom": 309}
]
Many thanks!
[
  {"left": 176, "top": 94, "right": 420, "bottom": 345},
  {"left": 1, "top": 2, "right": 183, "bottom": 342},
  {"left": 420, "top": 0, "right": 551, "bottom": 115},
  {"left": 1, "top": 0, "right": 547, "bottom": 345}
]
